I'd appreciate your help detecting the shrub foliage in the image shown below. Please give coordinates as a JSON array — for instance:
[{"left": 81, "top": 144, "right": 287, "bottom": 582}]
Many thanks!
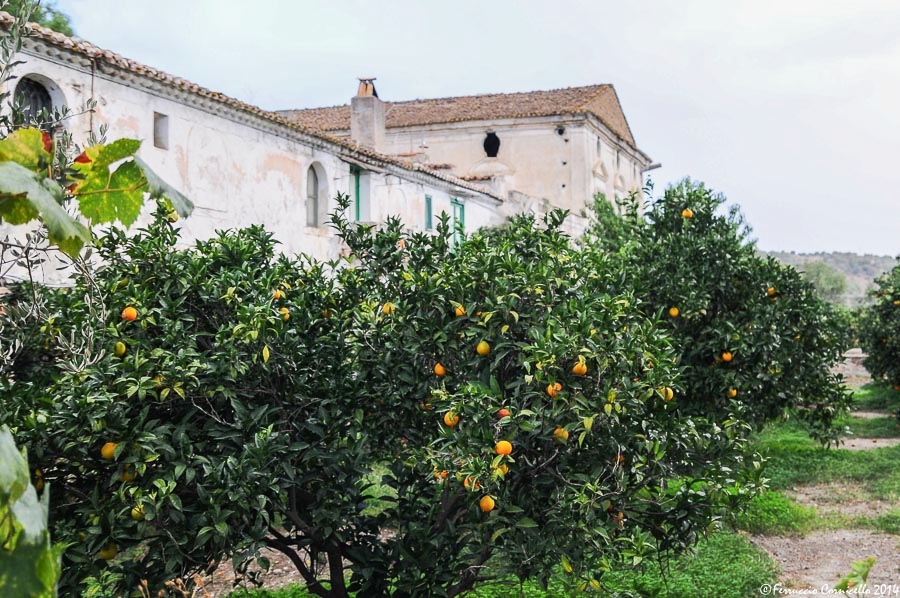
[
  {"left": 0, "top": 198, "right": 761, "bottom": 596},
  {"left": 584, "top": 180, "right": 852, "bottom": 444},
  {"left": 859, "top": 257, "right": 900, "bottom": 388}
]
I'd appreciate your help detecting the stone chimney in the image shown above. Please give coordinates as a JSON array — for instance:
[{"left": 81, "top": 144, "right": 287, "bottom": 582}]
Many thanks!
[{"left": 350, "top": 77, "right": 385, "bottom": 151}]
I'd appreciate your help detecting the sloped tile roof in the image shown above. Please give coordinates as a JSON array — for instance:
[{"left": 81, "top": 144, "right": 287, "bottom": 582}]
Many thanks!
[
  {"left": 281, "top": 85, "right": 638, "bottom": 149},
  {"left": 0, "top": 12, "right": 500, "bottom": 201}
]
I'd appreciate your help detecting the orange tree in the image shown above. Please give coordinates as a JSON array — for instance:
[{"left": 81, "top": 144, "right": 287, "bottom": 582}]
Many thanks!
[
  {"left": 859, "top": 257, "right": 900, "bottom": 389},
  {"left": 584, "top": 180, "right": 852, "bottom": 444},
  {"left": 1, "top": 197, "right": 761, "bottom": 596},
  {"left": 330, "top": 203, "right": 760, "bottom": 595},
  {"left": 0, "top": 201, "right": 361, "bottom": 594}
]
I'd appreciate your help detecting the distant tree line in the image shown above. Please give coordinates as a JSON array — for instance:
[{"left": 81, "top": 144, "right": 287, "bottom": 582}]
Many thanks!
[{"left": 764, "top": 251, "right": 897, "bottom": 306}]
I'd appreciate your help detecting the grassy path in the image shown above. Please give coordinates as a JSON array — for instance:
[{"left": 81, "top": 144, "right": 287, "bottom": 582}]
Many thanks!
[{"left": 746, "top": 383, "right": 900, "bottom": 589}]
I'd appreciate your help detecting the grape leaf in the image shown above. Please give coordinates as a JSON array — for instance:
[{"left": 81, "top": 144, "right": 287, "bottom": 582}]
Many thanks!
[
  {"left": 75, "top": 159, "right": 147, "bottom": 227},
  {"left": 0, "top": 162, "right": 89, "bottom": 257},
  {"left": 0, "top": 128, "right": 50, "bottom": 173},
  {"left": 135, "top": 155, "right": 194, "bottom": 217}
]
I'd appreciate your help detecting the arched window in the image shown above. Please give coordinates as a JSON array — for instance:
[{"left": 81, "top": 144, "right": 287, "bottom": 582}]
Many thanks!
[
  {"left": 14, "top": 77, "right": 53, "bottom": 125},
  {"left": 306, "top": 166, "right": 319, "bottom": 227}
]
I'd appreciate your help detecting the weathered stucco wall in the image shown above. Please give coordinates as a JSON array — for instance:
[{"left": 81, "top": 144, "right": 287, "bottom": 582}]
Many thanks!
[
  {"left": 3, "top": 47, "right": 501, "bottom": 270},
  {"left": 380, "top": 116, "right": 648, "bottom": 213}
]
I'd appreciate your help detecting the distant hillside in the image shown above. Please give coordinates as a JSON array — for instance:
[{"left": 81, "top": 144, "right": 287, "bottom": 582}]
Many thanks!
[{"left": 763, "top": 251, "right": 898, "bottom": 306}]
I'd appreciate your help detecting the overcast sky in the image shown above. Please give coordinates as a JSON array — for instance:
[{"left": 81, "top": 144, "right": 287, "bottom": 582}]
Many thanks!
[{"left": 53, "top": 0, "right": 900, "bottom": 256}]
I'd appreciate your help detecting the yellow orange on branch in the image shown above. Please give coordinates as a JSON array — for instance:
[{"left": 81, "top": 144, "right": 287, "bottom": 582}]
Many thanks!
[
  {"left": 479, "top": 495, "right": 495, "bottom": 512},
  {"left": 443, "top": 411, "right": 460, "bottom": 427},
  {"left": 100, "top": 442, "right": 118, "bottom": 461},
  {"left": 495, "top": 440, "right": 513, "bottom": 456}
]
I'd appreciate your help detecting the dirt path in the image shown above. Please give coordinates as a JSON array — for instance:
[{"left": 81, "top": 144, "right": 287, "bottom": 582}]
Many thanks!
[{"left": 751, "top": 354, "right": 900, "bottom": 590}]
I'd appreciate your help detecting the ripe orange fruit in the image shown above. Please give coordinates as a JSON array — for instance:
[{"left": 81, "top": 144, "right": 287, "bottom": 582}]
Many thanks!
[
  {"left": 572, "top": 361, "right": 588, "bottom": 376},
  {"left": 476, "top": 340, "right": 491, "bottom": 356},
  {"left": 681, "top": 208, "right": 693, "bottom": 219},
  {"left": 101, "top": 442, "right": 118, "bottom": 460},
  {"left": 463, "top": 476, "right": 481, "bottom": 490},
  {"left": 382, "top": 301, "right": 395, "bottom": 315},
  {"left": 493, "top": 463, "right": 509, "bottom": 476},
  {"left": 114, "top": 341, "right": 126, "bottom": 357},
  {"left": 546, "top": 382, "right": 562, "bottom": 398},
  {"left": 121, "top": 306, "right": 138, "bottom": 321},
  {"left": 497, "top": 408, "right": 511, "bottom": 418},
  {"left": 495, "top": 440, "right": 513, "bottom": 456},
  {"left": 443, "top": 411, "right": 460, "bottom": 427},
  {"left": 660, "top": 387, "right": 674, "bottom": 401},
  {"left": 668, "top": 306, "right": 680, "bottom": 318},
  {"left": 273, "top": 289, "right": 285, "bottom": 300},
  {"left": 434, "top": 362, "right": 447, "bottom": 377},
  {"left": 727, "top": 388, "right": 738, "bottom": 398},
  {"left": 279, "top": 307, "right": 290, "bottom": 321},
  {"left": 767, "top": 287, "right": 776, "bottom": 297},
  {"left": 434, "top": 469, "right": 448, "bottom": 480},
  {"left": 721, "top": 351, "right": 733, "bottom": 363},
  {"left": 121, "top": 464, "right": 136, "bottom": 482},
  {"left": 614, "top": 454, "right": 625, "bottom": 466},
  {"left": 479, "top": 495, "right": 495, "bottom": 512},
  {"left": 454, "top": 304, "right": 466, "bottom": 317},
  {"left": 553, "top": 427, "right": 569, "bottom": 443}
]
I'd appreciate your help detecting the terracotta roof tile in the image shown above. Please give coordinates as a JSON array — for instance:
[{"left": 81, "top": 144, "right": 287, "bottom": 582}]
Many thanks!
[{"left": 281, "top": 85, "right": 638, "bottom": 149}]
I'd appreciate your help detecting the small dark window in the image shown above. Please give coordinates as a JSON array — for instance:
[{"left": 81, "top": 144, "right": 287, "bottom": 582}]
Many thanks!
[
  {"left": 307, "top": 166, "right": 319, "bottom": 227},
  {"left": 14, "top": 78, "right": 52, "bottom": 124},
  {"left": 483, "top": 132, "right": 500, "bottom": 158},
  {"left": 153, "top": 112, "right": 169, "bottom": 149}
]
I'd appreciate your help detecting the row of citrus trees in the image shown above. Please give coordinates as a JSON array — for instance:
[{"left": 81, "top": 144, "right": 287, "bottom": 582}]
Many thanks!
[
  {"left": 859, "top": 258, "right": 900, "bottom": 393},
  {"left": 1, "top": 174, "right": 861, "bottom": 596}
]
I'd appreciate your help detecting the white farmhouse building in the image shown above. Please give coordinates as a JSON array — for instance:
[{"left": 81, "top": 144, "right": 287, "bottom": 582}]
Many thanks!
[
  {"left": 283, "top": 82, "right": 653, "bottom": 236},
  {"left": 1, "top": 14, "right": 653, "bottom": 260}
]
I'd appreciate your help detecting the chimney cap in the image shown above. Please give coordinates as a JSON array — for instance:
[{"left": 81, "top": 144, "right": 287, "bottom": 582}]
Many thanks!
[{"left": 356, "top": 77, "right": 378, "bottom": 98}]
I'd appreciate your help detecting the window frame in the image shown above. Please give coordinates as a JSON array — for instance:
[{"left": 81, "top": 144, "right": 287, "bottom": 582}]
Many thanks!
[
  {"left": 450, "top": 198, "right": 465, "bottom": 245},
  {"left": 306, "top": 166, "right": 319, "bottom": 227}
]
